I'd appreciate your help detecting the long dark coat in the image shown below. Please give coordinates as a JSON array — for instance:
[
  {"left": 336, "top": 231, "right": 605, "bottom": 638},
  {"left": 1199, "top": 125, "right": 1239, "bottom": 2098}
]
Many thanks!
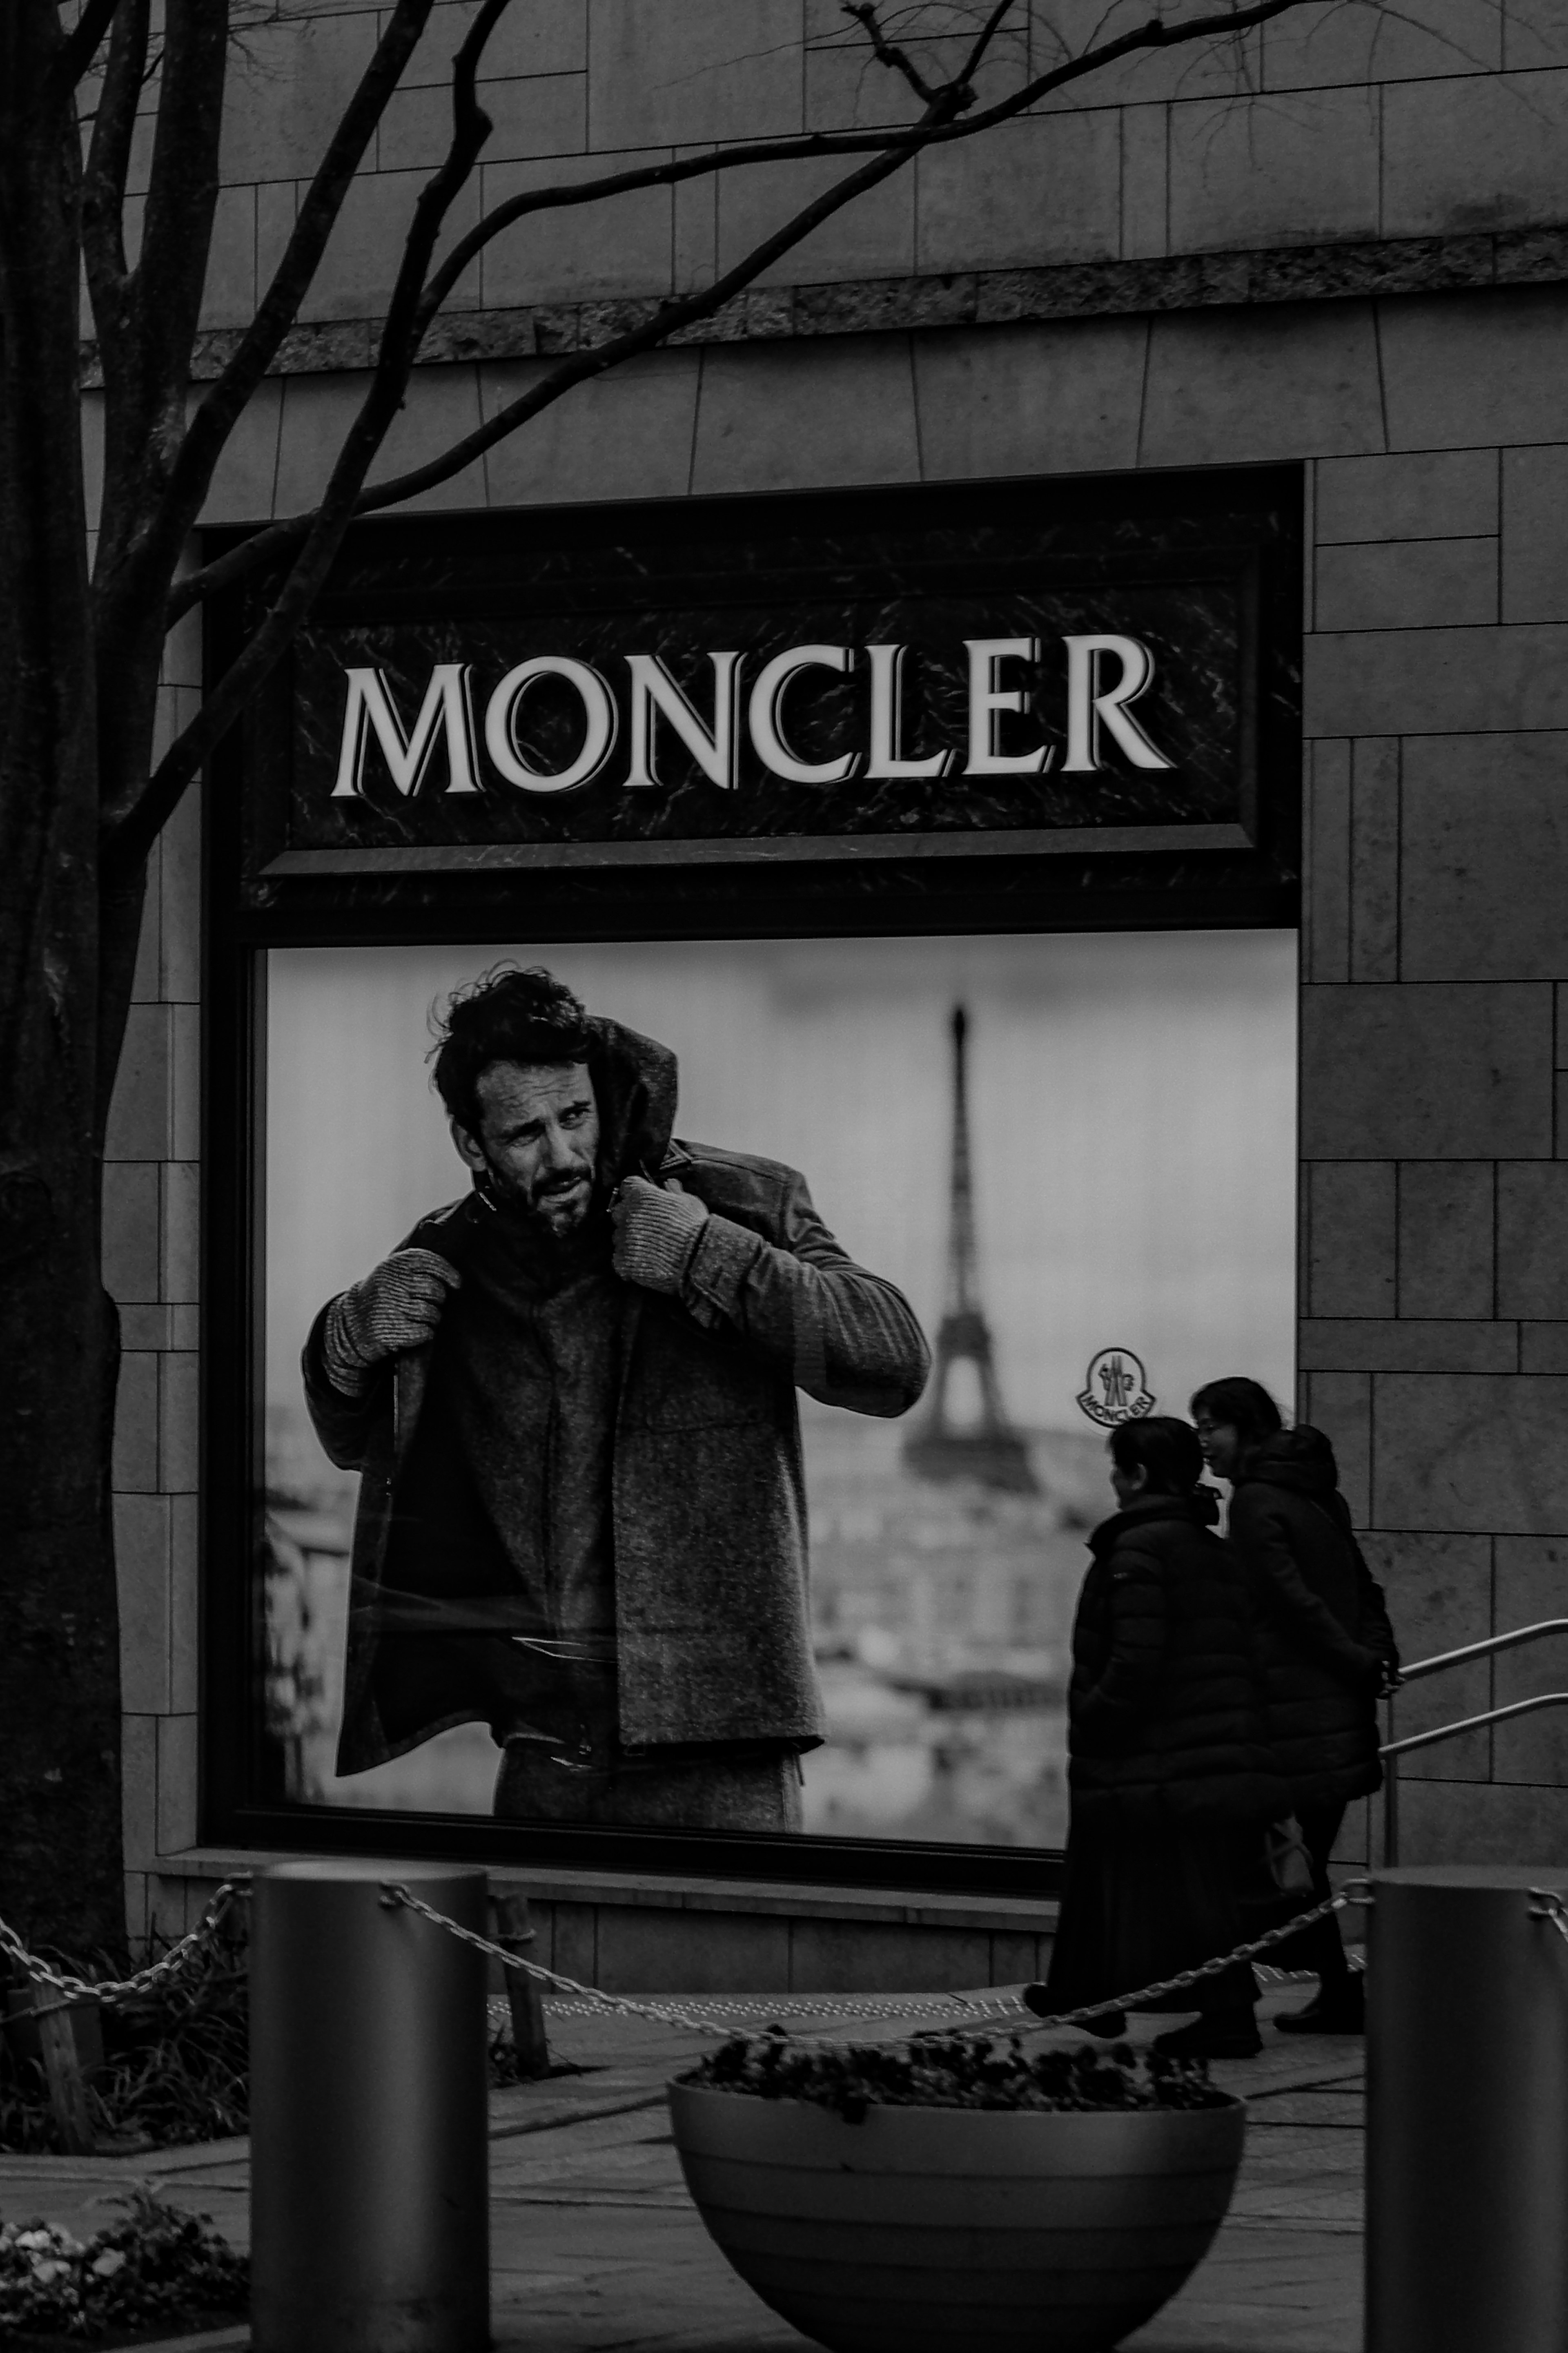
[
  {"left": 1227, "top": 1427, "right": 1399, "bottom": 1812},
  {"left": 1065, "top": 1493, "right": 1278, "bottom": 1827},
  {"left": 302, "top": 1017, "right": 929, "bottom": 1774}
]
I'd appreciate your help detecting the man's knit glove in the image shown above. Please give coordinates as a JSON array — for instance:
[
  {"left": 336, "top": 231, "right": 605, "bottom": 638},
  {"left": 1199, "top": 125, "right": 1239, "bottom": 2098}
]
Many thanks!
[
  {"left": 610, "top": 1176, "right": 708, "bottom": 1296},
  {"left": 320, "top": 1249, "right": 462, "bottom": 1394}
]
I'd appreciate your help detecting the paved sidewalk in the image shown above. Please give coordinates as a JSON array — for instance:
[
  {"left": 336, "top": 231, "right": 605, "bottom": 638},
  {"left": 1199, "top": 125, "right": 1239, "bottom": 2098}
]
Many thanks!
[{"left": 0, "top": 1984, "right": 1363, "bottom": 2352}]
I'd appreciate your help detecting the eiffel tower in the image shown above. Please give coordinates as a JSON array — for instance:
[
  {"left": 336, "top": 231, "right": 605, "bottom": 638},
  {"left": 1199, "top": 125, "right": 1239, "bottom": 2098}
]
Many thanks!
[{"left": 903, "top": 1004, "right": 1039, "bottom": 1494}]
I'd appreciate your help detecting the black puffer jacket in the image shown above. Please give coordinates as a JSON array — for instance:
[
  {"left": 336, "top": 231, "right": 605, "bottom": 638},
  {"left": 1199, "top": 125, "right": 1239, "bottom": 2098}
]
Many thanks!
[
  {"left": 1228, "top": 1427, "right": 1399, "bottom": 1811},
  {"left": 1066, "top": 1494, "right": 1278, "bottom": 1827}
]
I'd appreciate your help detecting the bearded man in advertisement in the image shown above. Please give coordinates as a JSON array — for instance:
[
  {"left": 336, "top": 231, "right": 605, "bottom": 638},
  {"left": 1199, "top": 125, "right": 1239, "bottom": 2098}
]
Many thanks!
[{"left": 303, "top": 964, "right": 930, "bottom": 1833}]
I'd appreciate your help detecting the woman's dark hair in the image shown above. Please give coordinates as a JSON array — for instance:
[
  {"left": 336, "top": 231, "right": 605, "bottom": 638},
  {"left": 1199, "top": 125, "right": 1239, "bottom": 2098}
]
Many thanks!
[
  {"left": 430, "top": 964, "right": 592, "bottom": 1133},
  {"left": 1188, "top": 1376, "right": 1284, "bottom": 1454},
  {"left": 1109, "top": 1415, "right": 1205, "bottom": 1497}
]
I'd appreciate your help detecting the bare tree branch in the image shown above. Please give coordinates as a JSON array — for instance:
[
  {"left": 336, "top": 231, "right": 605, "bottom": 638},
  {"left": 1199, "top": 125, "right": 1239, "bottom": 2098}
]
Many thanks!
[
  {"left": 842, "top": 0, "right": 949, "bottom": 102},
  {"left": 80, "top": 0, "right": 149, "bottom": 368},
  {"left": 187, "top": 117, "right": 944, "bottom": 632},
  {"left": 161, "top": 0, "right": 438, "bottom": 538},
  {"left": 91, "top": 0, "right": 229, "bottom": 590},
  {"left": 129, "top": 0, "right": 228, "bottom": 406},
  {"left": 957, "top": 0, "right": 1025, "bottom": 83},
  {"left": 54, "top": 0, "right": 125, "bottom": 91},
  {"left": 116, "top": 29, "right": 980, "bottom": 871},
  {"left": 167, "top": 0, "right": 1311, "bottom": 629},
  {"left": 413, "top": 136, "right": 892, "bottom": 327},
  {"left": 403, "top": 0, "right": 1278, "bottom": 328},
  {"left": 102, "top": 0, "right": 516, "bottom": 866}
]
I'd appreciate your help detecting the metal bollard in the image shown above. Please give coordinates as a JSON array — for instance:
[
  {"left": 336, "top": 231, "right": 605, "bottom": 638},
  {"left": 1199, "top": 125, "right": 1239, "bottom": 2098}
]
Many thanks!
[
  {"left": 250, "top": 1860, "right": 489, "bottom": 2353},
  {"left": 1366, "top": 1863, "right": 1568, "bottom": 2353}
]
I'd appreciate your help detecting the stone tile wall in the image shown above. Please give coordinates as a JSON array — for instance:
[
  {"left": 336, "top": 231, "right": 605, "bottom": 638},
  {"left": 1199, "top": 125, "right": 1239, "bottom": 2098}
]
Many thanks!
[
  {"left": 492, "top": 1876, "right": 1055, "bottom": 1997},
  {"left": 139, "top": 1858, "right": 1057, "bottom": 1992},
  {"left": 105, "top": 614, "right": 205, "bottom": 1947},
  {"left": 1295, "top": 300, "right": 1568, "bottom": 1869},
  {"left": 95, "top": 0, "right": 1568, "bottom": 345}
]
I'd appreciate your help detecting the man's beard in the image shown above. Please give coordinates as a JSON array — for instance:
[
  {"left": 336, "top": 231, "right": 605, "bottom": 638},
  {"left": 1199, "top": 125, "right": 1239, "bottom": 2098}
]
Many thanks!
[{"left": 484, "top": 1156, "right": 604, "bottom": 1241}]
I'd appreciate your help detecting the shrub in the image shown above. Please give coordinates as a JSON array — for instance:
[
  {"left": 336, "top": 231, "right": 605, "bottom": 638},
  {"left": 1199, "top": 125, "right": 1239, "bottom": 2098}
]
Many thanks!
[
  {"left": 94, "top": 1934, "right": 250, "bottom": 2148},
  {"left": 0, "top": 2190, "right": 247, "bottom": 2341},
  {"left": 0, "top": 1928, "right": 249, "bottom": 2155},
  {"left": 3, "top": 1934, "right": 538, "bottom": 2152}
]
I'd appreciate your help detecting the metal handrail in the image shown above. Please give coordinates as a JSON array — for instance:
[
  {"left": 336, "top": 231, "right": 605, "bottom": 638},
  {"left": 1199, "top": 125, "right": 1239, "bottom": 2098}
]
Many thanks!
[
  {"left": 1396, "top": 1619, "right": 1568, "bottom": 1683},
  {"left": 1382, "top": 1692, "right": 1568, "bottom": 1759},
  {"left": 1381, "top": 1621, "right": 1568, "bottom": 1866}
]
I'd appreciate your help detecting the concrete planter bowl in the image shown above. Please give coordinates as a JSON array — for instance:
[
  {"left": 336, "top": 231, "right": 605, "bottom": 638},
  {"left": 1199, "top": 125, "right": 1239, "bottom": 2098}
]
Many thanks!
[{"left": 667, "top": 2078, "right": 1245, "bottom": 2353}]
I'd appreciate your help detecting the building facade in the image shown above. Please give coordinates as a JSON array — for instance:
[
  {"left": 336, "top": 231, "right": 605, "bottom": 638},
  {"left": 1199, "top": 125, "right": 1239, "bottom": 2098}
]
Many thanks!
[{"left": 101, "top": 0, "right": 1568, "bottom": 1986}]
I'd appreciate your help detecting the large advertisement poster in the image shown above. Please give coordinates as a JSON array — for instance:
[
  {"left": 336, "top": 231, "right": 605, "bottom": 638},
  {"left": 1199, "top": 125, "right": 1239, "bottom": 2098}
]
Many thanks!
[{"left": 261, "top": 928, "right": 1296, "bottom": 1850}]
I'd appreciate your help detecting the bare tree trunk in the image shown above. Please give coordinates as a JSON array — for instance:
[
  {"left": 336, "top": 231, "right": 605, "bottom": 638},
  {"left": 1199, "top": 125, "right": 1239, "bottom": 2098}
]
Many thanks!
[{"left": 0, "top": 2, "right": 123, "bottom": 1952}]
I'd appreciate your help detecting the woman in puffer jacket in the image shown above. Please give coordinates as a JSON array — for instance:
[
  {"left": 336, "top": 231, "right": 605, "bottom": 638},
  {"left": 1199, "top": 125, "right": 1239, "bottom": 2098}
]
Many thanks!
[
  {"left": 1192, "top": 1376, "right": 1399, "bottom": 2036},
  {"left": 1025, "top": 1415, "right": 1278, "bottom": 2059}
]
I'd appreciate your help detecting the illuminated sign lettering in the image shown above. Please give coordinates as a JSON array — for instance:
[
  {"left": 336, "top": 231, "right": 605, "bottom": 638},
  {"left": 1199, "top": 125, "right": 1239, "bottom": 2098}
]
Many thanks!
[{"left": 329, "top": 635, "right": 1175, "bottom": 801}]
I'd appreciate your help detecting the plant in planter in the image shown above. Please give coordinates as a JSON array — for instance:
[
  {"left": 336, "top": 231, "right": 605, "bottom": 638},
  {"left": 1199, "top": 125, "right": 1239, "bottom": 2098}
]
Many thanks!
[{"left": 669, "top": 2031, "right": 1246, "bottom": 2353}]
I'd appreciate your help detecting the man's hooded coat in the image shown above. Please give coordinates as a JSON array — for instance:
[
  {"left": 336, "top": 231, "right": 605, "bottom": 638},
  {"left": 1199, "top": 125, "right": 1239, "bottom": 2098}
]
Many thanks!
[{"left": 303, "top": 1018, "right": 931, "bottom": 1775}]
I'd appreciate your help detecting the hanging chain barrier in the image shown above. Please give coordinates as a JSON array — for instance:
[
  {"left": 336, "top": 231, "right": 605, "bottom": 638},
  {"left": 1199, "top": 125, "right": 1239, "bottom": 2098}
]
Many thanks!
[
  {"left": 0, "top": 1880, "right": 249, "bottom": 2008},
  {"left": 0, "top": 1871, "right": 1376, "bottom": 2045},
  {"left": 382, "top": 1883, "right": 780, "bottom": 2040},
  {"left": 991, "top": 1881, "right": 1372, "bottom": 2040},
  {"left": 382, "top": 1876, "right": 1374, "bottom": 2046}
]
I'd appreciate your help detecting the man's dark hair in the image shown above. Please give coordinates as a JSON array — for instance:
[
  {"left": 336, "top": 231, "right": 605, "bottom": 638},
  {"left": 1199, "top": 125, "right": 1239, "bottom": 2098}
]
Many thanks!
[
  {"left": 1110, "top": 1414, "right": 1205, "bottom": 1497},
  {"left": 430, "top": 964, "right": 592, "bottom": 1133},
  {"left": 1189, "top": 1376, "right": 1284, "bottom": 1455}
]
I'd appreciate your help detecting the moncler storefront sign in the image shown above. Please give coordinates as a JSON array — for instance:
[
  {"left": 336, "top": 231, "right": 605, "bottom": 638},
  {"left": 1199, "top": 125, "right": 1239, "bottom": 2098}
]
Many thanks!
[
  {"left": 330, "top": 634, "right": 1174, "bottom": 802},
  {"left": 238, "top": 470, "right": 1298, "bottom": 878}
]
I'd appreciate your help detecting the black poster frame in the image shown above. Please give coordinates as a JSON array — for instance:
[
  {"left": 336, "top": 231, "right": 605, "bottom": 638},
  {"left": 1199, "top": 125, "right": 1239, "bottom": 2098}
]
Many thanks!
[{"left": 202, "top": 463, "right": 1302, "bottom": 1899}]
